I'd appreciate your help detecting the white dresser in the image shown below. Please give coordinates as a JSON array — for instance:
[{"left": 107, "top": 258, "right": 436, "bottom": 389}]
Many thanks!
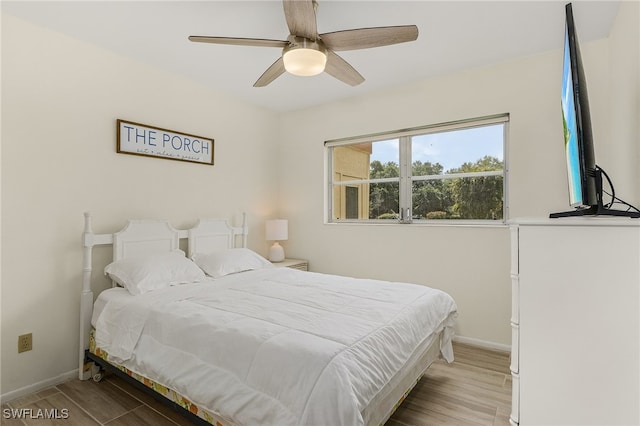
[{"left": 510, "top": 218, "right": 639, "bottom": 425}]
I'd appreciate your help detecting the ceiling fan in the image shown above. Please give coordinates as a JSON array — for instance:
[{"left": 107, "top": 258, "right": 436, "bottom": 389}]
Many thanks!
[{"left": 188, "top": 0, "right": 418, "bottom": 87}]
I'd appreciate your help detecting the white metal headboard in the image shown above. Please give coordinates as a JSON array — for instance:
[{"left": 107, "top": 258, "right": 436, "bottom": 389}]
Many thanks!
[
  {"left": 188, "top": 218, "right": 247, "bottom": 257},
  {"left": 79, "top": 212, "right": 248, "bottom": 380},
  {"left": 113, "top": 220, "right": 180, "bottom": 261}
]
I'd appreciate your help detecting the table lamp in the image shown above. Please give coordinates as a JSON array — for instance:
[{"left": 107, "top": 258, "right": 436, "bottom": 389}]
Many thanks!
[{"left": 266, "top": 219, "right": 288, "bottom": 262}]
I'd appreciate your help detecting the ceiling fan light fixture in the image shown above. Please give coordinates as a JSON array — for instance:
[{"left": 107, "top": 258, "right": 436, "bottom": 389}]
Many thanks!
[{"left": 283, "top": 38, "right": 327, "bottom": 77}]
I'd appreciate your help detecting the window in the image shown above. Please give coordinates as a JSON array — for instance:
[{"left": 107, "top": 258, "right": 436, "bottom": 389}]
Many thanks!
[{"left": 326, "top": 114, "right": 508, "bottom": 223}]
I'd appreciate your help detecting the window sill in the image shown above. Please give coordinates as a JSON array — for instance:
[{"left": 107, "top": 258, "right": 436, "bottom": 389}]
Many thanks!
[{"left": 326, "top": 220, "right": 509, "bottom": 228}]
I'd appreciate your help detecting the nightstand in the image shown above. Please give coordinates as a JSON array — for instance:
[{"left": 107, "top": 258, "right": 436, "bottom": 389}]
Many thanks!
[{"left": 272, "top": 258, "right": 308, "bottom": 271}]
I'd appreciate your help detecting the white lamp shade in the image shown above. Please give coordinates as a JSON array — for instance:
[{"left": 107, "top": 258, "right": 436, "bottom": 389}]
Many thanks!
[
  {"left": 283, "top": 48, "right": 327, "bottom": 76},
  {"left": 266, "top": 219, "right": 288, "bottom": 241}
]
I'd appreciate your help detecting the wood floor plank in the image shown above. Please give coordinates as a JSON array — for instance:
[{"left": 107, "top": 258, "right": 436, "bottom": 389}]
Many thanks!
[
  {"left": 1, "top": 403, "right": 28, "bottom": 426},
  {"left": 388, "top": 342, "right": 512, "bottom": 426},
  {"left": 5, "top": 387, "right": 61, "bottom": 409},
  {"left": 104, "top": 405, "right": 181, "bottom": 426},
  {"left": 429, "top": 358, "right": 509, "bottom": 388},
  {"left": 57, "top": 379, "right": 142, "bottom": 424},
  {"left": 391, "top": 399, "right": 488, "bottom": 426},
  {"left": 422, "top": 367, "right": 512, "bottom": 410},
  {"left": 452, "top": 343, "right": 512, "bottom": 375},
  {"left": 20, "top": 392, "right": 100, "bottom": 426},
  {"left": 495, "top": 406, "right": 512, "bottom": 426},
  {"left": 402, "top": 382, "right": 498, "bottom": 425},
  {"left": 104, "top": 375, "right": 194, "bottom": 426}
]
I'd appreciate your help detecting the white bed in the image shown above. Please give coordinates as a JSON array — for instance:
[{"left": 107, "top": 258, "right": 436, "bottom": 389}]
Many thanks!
[{"left": 79, "top": 213, "right": 457, "bottom": 426}]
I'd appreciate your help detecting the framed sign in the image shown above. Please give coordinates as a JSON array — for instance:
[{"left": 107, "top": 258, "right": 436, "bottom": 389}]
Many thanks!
[{"left": 117, "top": 119, "right": 214, "bottom": 165}]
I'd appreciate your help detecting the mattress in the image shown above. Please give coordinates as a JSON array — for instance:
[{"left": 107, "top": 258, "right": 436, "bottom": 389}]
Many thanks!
[{"left": 92, "top": 268, "right": 457, "bottom": 426}]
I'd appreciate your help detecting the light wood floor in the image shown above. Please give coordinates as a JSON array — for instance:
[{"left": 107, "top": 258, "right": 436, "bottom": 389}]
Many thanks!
[
  {"left": 387, "top": 342, "right": 512, "bottom": 426},
  {"left": 2, "top": 342, "right": 511, "bottom": 425}
]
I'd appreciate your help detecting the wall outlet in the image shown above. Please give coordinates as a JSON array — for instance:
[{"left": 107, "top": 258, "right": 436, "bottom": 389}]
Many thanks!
[{"left": 18, "top": 333, "right": 32, "bottom": 353}]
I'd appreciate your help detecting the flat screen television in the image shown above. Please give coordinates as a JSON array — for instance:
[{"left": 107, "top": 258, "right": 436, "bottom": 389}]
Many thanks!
[{"left": 550, "top": 3, "right": 639, "bottom": 218}]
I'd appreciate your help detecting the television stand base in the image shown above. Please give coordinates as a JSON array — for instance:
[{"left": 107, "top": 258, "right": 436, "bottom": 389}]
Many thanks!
[
  {"left": 551, "top": 166, "right": 640, "bottom": 218},
  {"left": 550, "top": 206, "right": 640, "bottom": 218}
]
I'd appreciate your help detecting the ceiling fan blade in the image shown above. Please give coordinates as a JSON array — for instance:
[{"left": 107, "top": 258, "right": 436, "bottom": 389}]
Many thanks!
[
  {"left": 320, "top": 25, "right": 419, "bottom": 51},
  {"left": 324, "top": 51, "right": 364, "bottom": 86},
  {"left": 189, "top": 36, "right": 287, "bottom": 48},
  {"left": 282, "top": 0, "right": 318, "bottom": 40},
  {"left": 254, "top": 57, "right": 286, "bottom": 87}
]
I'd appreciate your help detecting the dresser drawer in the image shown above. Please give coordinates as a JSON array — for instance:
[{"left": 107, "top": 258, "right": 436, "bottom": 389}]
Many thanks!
[
  {"left": 511, "top": 275, "right": 519, "bottom": 324},
  {"left": 510, "top": 372, "right": 520, "bottom": 425},
  {"left": 510, "top": 322, "right": 519, "bottom": 374},
  {"left": 510, "top": 226, "right": 519, "bottom": 275}
]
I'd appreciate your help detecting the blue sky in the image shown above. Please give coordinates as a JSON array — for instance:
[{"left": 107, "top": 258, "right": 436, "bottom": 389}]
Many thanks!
[{"left": 370, "top": 124, "right": 504, "bottom": 172}]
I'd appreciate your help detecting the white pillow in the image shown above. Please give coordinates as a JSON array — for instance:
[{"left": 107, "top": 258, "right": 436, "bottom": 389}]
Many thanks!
[
  {"left": 192, "top": 248, "right": 273, "bottom": 278},
  {"left": 104, "top": 249, "right": 206, "bottom": 295}
]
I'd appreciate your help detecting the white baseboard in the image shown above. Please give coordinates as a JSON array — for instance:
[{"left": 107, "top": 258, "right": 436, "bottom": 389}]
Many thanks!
[
  {"left": 0, "top": 369, "right": 78, "bottom": 405},
  {"left": 453, "top": 335, "right": 511, "bottom": 353}
]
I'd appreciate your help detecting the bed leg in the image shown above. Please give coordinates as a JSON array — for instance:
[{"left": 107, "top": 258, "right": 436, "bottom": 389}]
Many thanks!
[
  {"left": 81, "top": 349, "right": 102, "bottom": 381},
  {"left": 92, "top": 367, "right": 105, "bottom": 383}
]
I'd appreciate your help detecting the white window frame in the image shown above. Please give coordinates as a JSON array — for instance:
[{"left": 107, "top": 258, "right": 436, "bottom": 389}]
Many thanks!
[{"left": 325, "top": 114, "right": 509, "bottom": 224}]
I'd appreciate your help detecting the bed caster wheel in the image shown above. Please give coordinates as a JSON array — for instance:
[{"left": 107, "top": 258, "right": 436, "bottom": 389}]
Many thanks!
[{"left": 92, "top": 371, "right": 104, "bottom": 382}]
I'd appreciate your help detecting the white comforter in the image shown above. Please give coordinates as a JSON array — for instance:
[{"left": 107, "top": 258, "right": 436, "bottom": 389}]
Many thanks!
[{"left": 93, "top": 268, "right": 457, "bottom": 426}]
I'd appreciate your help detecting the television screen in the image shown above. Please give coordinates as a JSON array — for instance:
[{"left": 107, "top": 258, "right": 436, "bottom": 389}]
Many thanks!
[
  {"left": 558, "top": 2, "right": 597, "bottom": 211},
  {"left": 561, "top": 27, "right": 584, "bottom": 208},
  {"left": 551, "top": 2, "right": 599, "bottom": 217}
]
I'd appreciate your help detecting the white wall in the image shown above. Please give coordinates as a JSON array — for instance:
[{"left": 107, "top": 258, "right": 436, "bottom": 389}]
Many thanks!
[
  {"left": 277, "top": 12, "right": 634, "bottom": 348},
  {"left": 607, "top": 1, "right": 639, "bottom": 205},
  {"left": 1, "top": 14, "right": 279, "bottom": 397}
]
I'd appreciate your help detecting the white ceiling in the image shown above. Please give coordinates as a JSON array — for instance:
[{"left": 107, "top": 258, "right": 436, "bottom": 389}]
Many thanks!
[{"left": 2, "top": 1, "right": 621, "bottom": 112}]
